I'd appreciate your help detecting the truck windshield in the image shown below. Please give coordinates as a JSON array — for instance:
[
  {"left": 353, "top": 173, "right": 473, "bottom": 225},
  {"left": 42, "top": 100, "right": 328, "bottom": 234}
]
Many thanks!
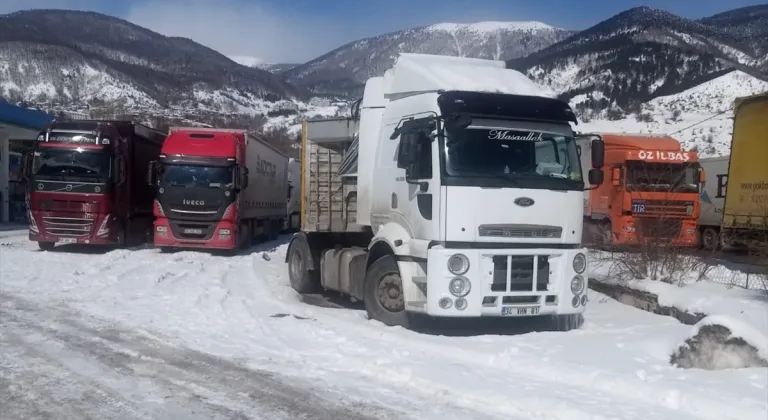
[
  {"left": 161, "top": 165, "right": 233, "bottom": 188},
  {"left": 443, "top": 126, "right": 583, "bottom": 188},
  {"left": 33, "top": 148, "right": 110, "bottom": 182},
  {"left": 626, "top": 161, "right": 699, "bottom": 193}
]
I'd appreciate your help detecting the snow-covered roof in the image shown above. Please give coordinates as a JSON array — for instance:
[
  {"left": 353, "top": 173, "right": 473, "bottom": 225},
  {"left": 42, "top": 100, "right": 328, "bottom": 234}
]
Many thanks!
[{"left": 384, "top": 53, "right": 557, "bottom": 99}]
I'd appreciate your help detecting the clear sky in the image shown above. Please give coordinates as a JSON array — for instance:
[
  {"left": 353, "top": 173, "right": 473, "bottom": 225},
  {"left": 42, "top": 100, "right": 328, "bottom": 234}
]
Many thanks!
[{"left": 1, "top": 0, "right": 766, "bottom": 63}]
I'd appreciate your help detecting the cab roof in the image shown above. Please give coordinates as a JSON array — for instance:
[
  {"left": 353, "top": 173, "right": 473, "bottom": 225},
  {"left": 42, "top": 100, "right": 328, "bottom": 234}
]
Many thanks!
[
  {"left": 595, "top": 133, "right": 682, "bottom": 151},
  {"left": 161, "top": 130, "right": 243, "bottom": 158}
]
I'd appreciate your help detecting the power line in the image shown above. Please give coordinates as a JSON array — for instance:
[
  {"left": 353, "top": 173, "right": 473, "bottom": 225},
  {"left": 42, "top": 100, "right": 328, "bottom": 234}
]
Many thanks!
[{"left": 667, "top": 109, "right": 731, "bottom": 136}]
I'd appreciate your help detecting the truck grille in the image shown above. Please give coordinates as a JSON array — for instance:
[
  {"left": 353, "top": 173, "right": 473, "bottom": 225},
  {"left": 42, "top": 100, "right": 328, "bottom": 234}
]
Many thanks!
[
  {"left": 490, "top": 255, "right": 550, "bottom": 292},
  {"left": 637, "top": 200, "right": 694, "bottom": 217},
  {"left": 39, "top": 199, "right": 100, "bottom": 213},
  {"left": 478, "top": 224, "right": 562, "bottom": 239},
  {"left": 635, "top": 218, "right": 682, "bottom": 239},
  {"left": 42, "top": 217, "right": 94, "bottom": 237}
]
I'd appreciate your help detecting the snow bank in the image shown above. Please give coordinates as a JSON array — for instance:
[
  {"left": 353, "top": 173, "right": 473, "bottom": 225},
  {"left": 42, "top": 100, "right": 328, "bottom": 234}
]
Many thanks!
[
  {"left": 671, "top": 315, "right": 768, "bottom": 369},
  {"left": 590, "top": 252, "right": 768, "bottom": 350}
]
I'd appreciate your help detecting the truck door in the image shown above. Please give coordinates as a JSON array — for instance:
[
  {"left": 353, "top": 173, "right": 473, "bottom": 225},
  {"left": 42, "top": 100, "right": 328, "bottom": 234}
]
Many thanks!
[{"left": 393, "top": 116, "right": 440, "bottom": 241}]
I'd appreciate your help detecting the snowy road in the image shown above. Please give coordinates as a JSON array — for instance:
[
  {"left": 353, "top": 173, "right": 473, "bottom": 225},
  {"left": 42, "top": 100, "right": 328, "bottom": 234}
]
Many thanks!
[
  {"left": 1, "top": 230, "right": 766, "bottom": 420},
  {"left": 0, "top": 292, "right": 390, "bottom": 420}
]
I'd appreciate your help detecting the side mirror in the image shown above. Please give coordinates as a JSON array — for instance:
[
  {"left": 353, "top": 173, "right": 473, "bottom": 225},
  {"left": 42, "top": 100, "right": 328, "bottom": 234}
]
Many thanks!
[
  {"left": 591, "top": 139, "right": 605, "bottom": 169},
  {"left": 588, "top": 168, "right": 604, "bottom": 186},
  {"left": 147, "top": 160, "right": 157, "bottom": 186},
  {"left": 611, "top": 167, "right": 621, "bottom": 186},
  {"left": 445, "top": 113, "right": 473, "bottom": 130},
  {"left": 396, "top": 134, "right": 415, "bottom": 169},
  {"left": 241, "top": 167, "right": 249, "bottom": 189}
]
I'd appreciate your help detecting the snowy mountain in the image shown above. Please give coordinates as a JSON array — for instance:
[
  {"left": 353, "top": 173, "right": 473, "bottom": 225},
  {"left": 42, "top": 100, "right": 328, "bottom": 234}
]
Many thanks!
[
  {"left": 577, "top": 70, "right": 768, "bottom": 157},
  {"left": 699, "top": 4, "right": 768, "bottom": 69},
  {"left": 507, "top": 6, "right": 768, "bottom": 117},
  {"left": 0, "top": 10, "right": 303, "bottom": 115},
  {"left": 228, "top": 55, "right": 299, "bottom": 73},
  {"left": 283, "top": 21, "right": 574, "bottom": 97}
]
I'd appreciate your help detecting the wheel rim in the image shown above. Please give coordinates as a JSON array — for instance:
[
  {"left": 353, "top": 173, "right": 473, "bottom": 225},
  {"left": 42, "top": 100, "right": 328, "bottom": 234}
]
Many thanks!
[
  {"left": 289, "top": 249, "right": 303, "bottom": 284},
  {"left": 376, "top": 273, "right": 404, "bottom": 312}
]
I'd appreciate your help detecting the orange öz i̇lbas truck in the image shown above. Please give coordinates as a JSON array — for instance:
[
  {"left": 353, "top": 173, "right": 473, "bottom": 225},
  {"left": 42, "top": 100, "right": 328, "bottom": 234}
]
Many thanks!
[{"left": 576, "top": 133, "right": 705, "bottom": 246}]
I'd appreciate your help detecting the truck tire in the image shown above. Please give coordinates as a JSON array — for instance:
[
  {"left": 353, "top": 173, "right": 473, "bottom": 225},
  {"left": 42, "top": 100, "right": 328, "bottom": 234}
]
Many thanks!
[
  {"left": 363, "top": 255, "right": 410, "bottom": 328},
  {"left": 700, "top": 227, "right": 720, "bottom": 251},
  {"left": 550, "top": 314, "right": 583, "bottom": 332},
  {"left": 38, "top": 242, "right": 55, "bottom": 251},
  {"left": 287, "top": 236, "right": 319, "bottom": 294}
]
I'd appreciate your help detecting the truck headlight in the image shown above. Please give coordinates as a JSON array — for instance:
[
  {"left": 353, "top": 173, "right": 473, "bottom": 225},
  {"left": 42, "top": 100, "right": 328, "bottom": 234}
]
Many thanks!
[
  {"left": 573, "top": 253, "right": 586, "bottom": 274},
  {"left": 449, "top": 276, "right": 471, "bottom": 298},
  {"left": 570, "top": 275, "right": 585, "bottom": 294},
  {"left": 447, "top": 253, "right": 469, "bottom": 275},
  {"left": 155, "top": 226, "right": 167, "bottom": 233},
  {"left": 219, "top": 228, "right": 231, "bottom": 237}
]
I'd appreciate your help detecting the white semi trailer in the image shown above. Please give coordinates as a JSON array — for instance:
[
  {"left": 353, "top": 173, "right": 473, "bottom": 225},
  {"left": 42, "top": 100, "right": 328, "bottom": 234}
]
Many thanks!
[
  {"left": 698, "top": 156, "right": 730, "bottom": 250},
  {"left": 286, "top": 53, "right": 605, "bottom": 329}
]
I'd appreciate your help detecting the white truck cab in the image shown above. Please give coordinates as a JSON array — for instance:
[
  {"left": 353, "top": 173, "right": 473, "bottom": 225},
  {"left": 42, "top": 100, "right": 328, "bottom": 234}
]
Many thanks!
[{"left": 287, "top": 53, "right": 605, "bottom": 329}]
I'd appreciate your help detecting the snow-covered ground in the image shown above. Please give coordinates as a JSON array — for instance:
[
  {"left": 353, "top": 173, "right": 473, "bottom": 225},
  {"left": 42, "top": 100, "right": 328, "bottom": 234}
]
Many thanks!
[
  {"left": 590, "top": 250, "right": 768, "bottom": 359},
  {"left": 573, "top": 71, "right": 768, "bottom": 157},
  {"left": 1, "top": 230, "right": 766, "bottom": 419}
]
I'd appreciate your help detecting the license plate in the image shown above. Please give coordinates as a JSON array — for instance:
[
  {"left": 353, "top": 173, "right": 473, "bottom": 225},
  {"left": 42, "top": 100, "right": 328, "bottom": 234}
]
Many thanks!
[
  {"left": 184, "top": 228, "right": 203, "bottom": 234},
  {"left": 58, "top": 237, "right": 77, "bottom": 244},
  {"left": 501, "top": 306, "right": 540, "bottom": 316}
]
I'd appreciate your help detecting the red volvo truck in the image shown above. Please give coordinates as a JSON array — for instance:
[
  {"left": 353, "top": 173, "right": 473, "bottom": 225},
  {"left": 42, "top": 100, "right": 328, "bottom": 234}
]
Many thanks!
[
  {"left": 148, "top": 127, "right": 289, "bottom": 251},
  {"left": 23, "top": 120, "right": 165, "bottom": 250}
]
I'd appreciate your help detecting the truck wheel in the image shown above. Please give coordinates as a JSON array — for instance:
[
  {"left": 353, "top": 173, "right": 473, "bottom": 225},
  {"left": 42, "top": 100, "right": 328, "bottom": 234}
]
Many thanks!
[
  {"left": 287, "top": 237, "right": 319, "bottom": 294},
  {"left": 363, "top": 255, "right": 410, "bottom": 328},
  {"left": 38, "top": 242, "right": 55, "bottom": 251},
  {"left": 550, "top": 314, "right": 583, "bottom": 332},
  {"left": 700, "top": 227, "right": 720, "bottom": 251}
]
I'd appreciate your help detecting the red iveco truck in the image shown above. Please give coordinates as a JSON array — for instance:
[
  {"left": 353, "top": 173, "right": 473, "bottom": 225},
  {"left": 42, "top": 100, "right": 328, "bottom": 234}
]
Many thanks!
[
  {"left": 148, "top": 127, "right": 289, "bottom": 251},
  {"left": 23, "top": 120, "right": 165, "bottom": 250}
]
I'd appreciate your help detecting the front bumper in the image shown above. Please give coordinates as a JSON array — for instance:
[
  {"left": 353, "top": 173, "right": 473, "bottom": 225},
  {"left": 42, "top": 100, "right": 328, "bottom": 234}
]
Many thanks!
[
  {"left": 28, "top": 211, "right": 117, "bottom": 245},
  {"left": 418, "top": 246, "right": 588, "bottom": 317},
  {"left": 615, "top": 216, "right": 698, "bottom": 246},
  {"left": 153, "top": 218, "right": 237, "bottom": 250}
]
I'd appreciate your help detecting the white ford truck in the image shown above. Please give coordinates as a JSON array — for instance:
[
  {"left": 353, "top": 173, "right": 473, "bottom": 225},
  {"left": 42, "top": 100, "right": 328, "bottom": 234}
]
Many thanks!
[{"left": 286, "top": 53, "right": 605, "bottom": 329}]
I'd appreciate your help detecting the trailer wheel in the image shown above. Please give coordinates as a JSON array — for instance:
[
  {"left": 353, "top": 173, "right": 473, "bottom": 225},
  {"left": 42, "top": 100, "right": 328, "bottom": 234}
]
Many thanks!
[
  {"left": 363, "top": 255, "right": 410, "bottom": 328},
  {"left": 287, "top": 236, "right": 319, "bottom": 294},
  {"left": 38, "top": 242, "right": 55, "bottom": 251},
  {"left": 700, "top": 227, "right": 720, "bottom": 251}
]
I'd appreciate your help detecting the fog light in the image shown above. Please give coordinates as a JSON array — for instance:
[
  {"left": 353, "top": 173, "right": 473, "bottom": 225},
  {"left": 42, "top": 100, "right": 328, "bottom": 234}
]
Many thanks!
[
  {"left": 447, "top": 253, "right": 469, "bottom": 275},
  {"left": 573, "top": 253, "right": 586, "bottom": 274},
  {"left": 572, "top": 296, "right": 580, "bottom": 308},
  {"left": 580, "top": 295, "right": 588, "bottom": 306},
  {"left": 439, "top": 297, "right": 452, "bottom": 309},
  {"left": 570, "top": 275, "right": 585, "bottom": 294},
  {"left": 455, "top": 298, "right": 467, "bottom": 311},
  {"left": 449, "top": 276, "right": 471, "bottom": 298},
  {"left": 219, "top": 228, "right": 232, "bottom": 237},
  {"left": 686, "top": 229, "right": 695, "bottom": 234},
  {"left": 156, "top": 226, "right": 167, "bottom": 233}
]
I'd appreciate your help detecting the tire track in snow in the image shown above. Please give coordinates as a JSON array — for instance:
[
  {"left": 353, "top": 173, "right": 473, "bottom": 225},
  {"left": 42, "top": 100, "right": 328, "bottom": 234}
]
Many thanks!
[{"left": 0, "top": 291, "right": 405, "bottom": 420}]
